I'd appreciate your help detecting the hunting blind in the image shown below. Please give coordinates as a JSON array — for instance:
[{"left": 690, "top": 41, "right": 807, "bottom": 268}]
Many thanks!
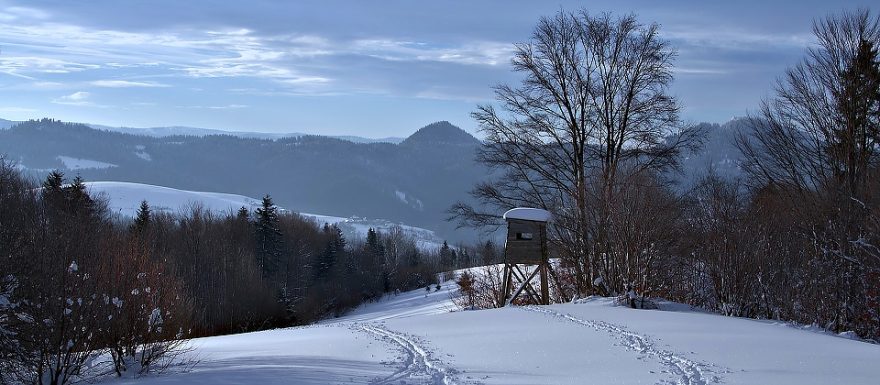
[{"left": 498, "top": 208, "right": 551, "bottom": 307}]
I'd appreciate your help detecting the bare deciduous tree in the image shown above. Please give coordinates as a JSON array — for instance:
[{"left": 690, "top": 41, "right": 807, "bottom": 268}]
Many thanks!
[{"left": 451, "top": 10, "right": 701, "bottom": 297}]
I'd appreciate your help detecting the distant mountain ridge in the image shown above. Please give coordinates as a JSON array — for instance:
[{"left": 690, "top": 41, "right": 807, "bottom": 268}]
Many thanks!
[
  {"left": 87, "top": 123, "right": 408, "bottom": 144},
  {"left": 1, "top": 118, "right": 406, "bottom": 144},
  {"left": 0, "top": 119, "right": 484, "bottom": 242},
  {"left": 0, "top": 117, "right": 746, "bottom": 241},
  {"left": 0, "top": 118, "right": 15, "bottom": 129},
  {"left": 400, "top": 121, "right": 482, "bottom": 147}
]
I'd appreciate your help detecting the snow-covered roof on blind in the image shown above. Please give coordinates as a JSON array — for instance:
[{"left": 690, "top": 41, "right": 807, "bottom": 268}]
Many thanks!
[{"left": 502, "top": 207, "right": 552, "bottom": 222}]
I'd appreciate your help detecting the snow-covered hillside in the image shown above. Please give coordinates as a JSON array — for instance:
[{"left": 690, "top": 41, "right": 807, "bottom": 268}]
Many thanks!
[
  {"left": 84, "top": 181, "right": 445, "bottom": 250},
  {"left": 85, "top": 181, "right": 264, "bottom": 217},
  {"left": 107, "top": 274, "right": 879, "bottom": 385}
]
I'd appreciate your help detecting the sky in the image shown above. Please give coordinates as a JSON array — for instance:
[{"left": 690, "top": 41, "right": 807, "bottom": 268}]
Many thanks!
[{"left": 0, "top": 0, "right": 874, "bottom": 138}]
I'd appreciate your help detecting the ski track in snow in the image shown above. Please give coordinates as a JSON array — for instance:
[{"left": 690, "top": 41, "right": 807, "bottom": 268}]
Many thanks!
[
  {"left": 522, "top": 306, "right": 724, "bottom": 385},
  {"left": 357, "top": 323, "right": 464, "bottom": 385}
]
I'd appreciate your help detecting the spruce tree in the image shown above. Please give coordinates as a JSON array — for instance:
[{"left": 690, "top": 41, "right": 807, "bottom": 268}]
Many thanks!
[
  {"left": 439, "top": 241, "right": 456, "bottom": 269},
  {"left": 236, "top": 206, "right": 250, "bottom": 221},
  {"left": 315, "top": 224, "right": 345, "bottom": 280},
  {"left": 40, "top": 171, "right": 93, "bottom": 216},
  {"left": 364, "top": 228, "right": 388, "bottom": 292},
  {"left": 40, "top": 171, "right": 65, "bottom": 210},
  {"left": 65, "top": 175, "right": 94, "bottom": 215},
  {"left": 254, "top": 194, "right": 282, "bottom": 278},
  {"left": 42, "top": 170, "right": 64, "bottom": 193},
  {"left": 480, "top": 240, "right": 498, "bottom": 265},
  {"left": 833, "top": 38, "right": 880, "bottom": 193},
  {"left": 366, "top": 228, "right": 386, "bottom": 266},
  {"left": 131, "top": 200, "right": 151, "bottom": 233}
]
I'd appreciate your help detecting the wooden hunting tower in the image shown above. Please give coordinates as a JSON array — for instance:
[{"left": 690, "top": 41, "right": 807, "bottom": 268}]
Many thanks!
[{"left": 498, "top": 208, "right": 551, "bottom": 307}]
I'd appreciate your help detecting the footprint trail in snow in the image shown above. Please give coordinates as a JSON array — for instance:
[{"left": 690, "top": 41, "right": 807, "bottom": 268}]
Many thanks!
[
  {"left": 358, "top": 323, "right": 465, "bottom": 385},
  {"left": 522, "top": 305, "right": 725, "bottom": 385}
]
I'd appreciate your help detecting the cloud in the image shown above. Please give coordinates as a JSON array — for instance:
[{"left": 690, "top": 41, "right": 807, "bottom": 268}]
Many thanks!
[
  {"left": 52, "top": 91, "right": 107, "bottom": 107},
  {"left": 352, "top": 39, "right": 515, "bottom": 66},
  {"left": 414, "top": 86, "right": 492, "bottom": 102},
  {"left": 0, "top": 13, "right": 512, "bottom": 100},
  {"left": 279, "top": 76, "right": 331, "bottom": 85},
  {"left": 674, "top": 67, "right": 728, "bottom": 75},
  {"left": 63, "top": 91, "right": 89, "bottom": 101},
  {"left": 662, "top": 28, "right": 813, "bottom": 51},
  {"left": 90, "top": 80, "right": 170, "bottom": 88},
  {"left": 32, "top": 81, "right": 65, "bottom": 88},
  {"left": 0, "top": 56, "right": 100, "bottom": 78},
  {"left": 179, "top": 104, "right": 249, "bottom": 110},
  {"left": 0, "top": 106, "right": 37, "bottom": 114},
  {"left": 0, "top": 6, "right": 49, "bottom": 22}
]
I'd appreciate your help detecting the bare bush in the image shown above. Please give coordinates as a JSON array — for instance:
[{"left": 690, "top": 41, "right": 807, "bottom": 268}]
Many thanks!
[{"left": 452, "top": 265, "right": 506, "bottom": 310}]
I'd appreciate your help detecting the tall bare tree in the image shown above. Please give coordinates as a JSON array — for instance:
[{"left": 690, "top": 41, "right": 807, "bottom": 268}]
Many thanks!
[
  {"left": 738, "top": 9, "right": 880, "bottom": 196},
  {"left": 737, "top": 9, "right": 880, "bottom": 337},
  {"left": 452, "top": 10, "right": 700, "bottom": 297}
]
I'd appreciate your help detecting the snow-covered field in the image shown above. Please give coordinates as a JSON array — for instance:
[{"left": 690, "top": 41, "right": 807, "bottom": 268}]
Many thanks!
[
  {"left": 78, "top": 182, "right": 880, "bottom": 384},
  {"left": 107, "top": 274, "right": 880, "bottom": 385},
  {"left": 85, "top": 181, "right": 263, "bottom": 217},
  {"left": 56, "top": 155, "right": 118, "bottom": 170},
  {"left": 84, "top": 181, "right": 446, "bottom": 250}
]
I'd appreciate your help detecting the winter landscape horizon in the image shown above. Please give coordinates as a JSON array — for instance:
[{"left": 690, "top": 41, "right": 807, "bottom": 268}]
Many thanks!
[{"left": 2, "top": 1, "right": 880, "bottom": 384}]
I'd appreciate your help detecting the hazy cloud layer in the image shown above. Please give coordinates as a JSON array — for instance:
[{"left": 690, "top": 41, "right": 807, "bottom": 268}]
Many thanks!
[{"left": 0, "top": 0, "right": 873, "bottom": 136}]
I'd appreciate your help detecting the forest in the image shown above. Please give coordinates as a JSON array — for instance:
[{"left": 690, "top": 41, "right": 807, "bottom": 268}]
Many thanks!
[{"left": 0, "top": 162, "right": 488, "bottom": 384}]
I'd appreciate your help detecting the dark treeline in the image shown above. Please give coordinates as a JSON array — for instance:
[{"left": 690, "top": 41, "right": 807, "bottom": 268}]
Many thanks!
[{"left": 0, "top": 161, "right": 443, "bottom": 384}]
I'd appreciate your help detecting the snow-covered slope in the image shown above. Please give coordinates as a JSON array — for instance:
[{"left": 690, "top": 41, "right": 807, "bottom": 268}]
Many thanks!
[
  {"left": 85, "top": 181, "right": 445, "bottom": 250},
  {"left": 85, "top": 181, "right": 264, "bottom": 217},
  {"left": 107, "top": 274, "right": 880, "bottom": 385},
  {"left": 83, "top": 183, "right": 880, "bottom": 383}
]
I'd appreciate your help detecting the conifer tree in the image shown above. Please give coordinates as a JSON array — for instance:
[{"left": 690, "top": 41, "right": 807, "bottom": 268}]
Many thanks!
[
  {"left": 236, "top": 206, "right": 250, "bottom": 221},
  {"left": 254, "top": 195, "right": 282, "bottom": 277},
  {"left": 41, "top": 170, "right": 65, "bottom": 210},
  {"left": 439, "top": 241, "right": 457, "bottom": 269},
  {"left": 480, "top": 240, "right": 498, "bottom": 265},
  {"left": 365, "top": 228, "right": 389, "bottom": 291},
  {"left": 42, "top": 170, "right": 64, "bottom": 192},
  {"left": 40, "top": 171, "right": 94, "bottom": 216},
  {"left": 316, "top": 224, "right": 346, "bottom": 281},
  {"left": 131, "top": 200, "right": 151, "bottom": 233},
  {"left": 832, "top": 38, "right": 880, "bottom": 193}
]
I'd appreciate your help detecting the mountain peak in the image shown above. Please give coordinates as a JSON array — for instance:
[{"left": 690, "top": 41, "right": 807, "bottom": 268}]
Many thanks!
[{"left": 401, "top": 121, "right": 480, "bottom": 147}]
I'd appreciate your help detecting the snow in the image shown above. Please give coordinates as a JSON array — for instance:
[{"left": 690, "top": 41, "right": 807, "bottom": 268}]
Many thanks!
[
  {"left": 85, "top": 181, "right": 263, "bottom": 217},
  {"left": 148, "top": 308, "right": 163, "bottom": 332},
  {"left": 394, "top": 189, "right": 424, "bottom": 211},
  {"left": 85, "top": 181, "right": 446, "bottom": 250},
  {"left": 302, "top": 213, "right": 445, "bottom": 251},
  {"left": 104, "top": 272, "right": 880, "bottom": 385},
  {"left": 112, "top": 326, "right": 400, "bottom": 385},
  {"left": 502, "top": 207, "right": 552, "bottom": 222},
  {"left": 394, "top": 190, "right": 407, "bottom": 203},
  {"left": 134, "top": 151, "right": 152, "bottom": 161},
  {"left": 56, "top": 155, "right": 118, "bottom": 170}
]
